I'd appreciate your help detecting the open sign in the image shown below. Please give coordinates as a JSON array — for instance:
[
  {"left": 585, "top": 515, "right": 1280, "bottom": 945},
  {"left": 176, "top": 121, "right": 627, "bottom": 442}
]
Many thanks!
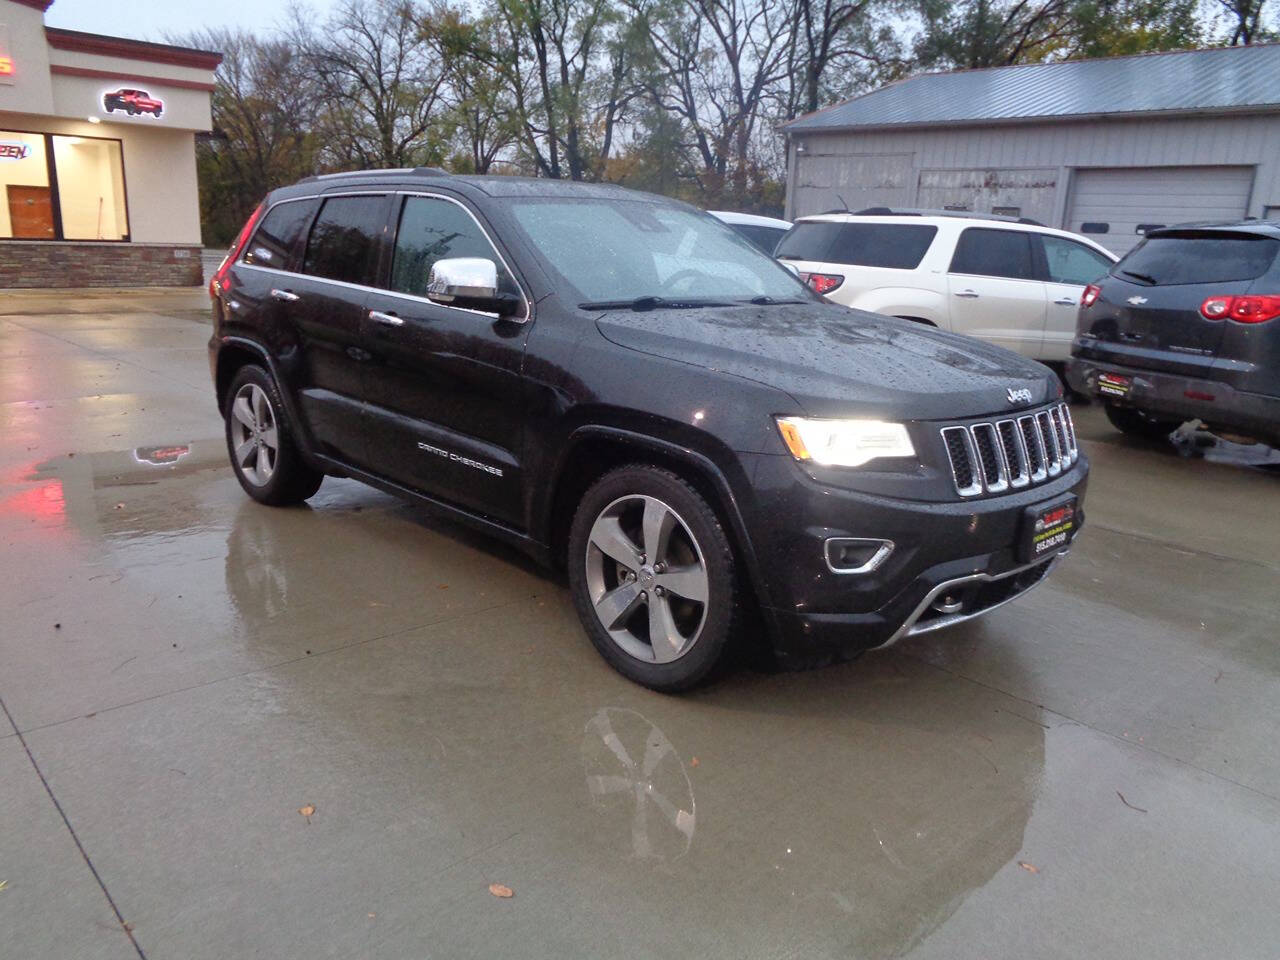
[{"left": 0, "top": 141, "right": 31, "bottom": 160}]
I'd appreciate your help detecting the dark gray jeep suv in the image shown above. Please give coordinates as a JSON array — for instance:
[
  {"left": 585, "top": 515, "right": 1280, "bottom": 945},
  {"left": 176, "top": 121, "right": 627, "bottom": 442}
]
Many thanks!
[
  {"left": 1069, "top": 221, "right": 1280, "bottom": 445},
  {"left": 209, "top": 169, "right": 1087, "bottom": 690}
]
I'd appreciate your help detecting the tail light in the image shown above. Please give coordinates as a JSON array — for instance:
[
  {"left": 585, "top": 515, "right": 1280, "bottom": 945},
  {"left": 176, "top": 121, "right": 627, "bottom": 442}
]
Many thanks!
[
  {"left": 798, "top": 272, "right": 844, "bottom": 295},
  {"left": 1199, "top": 295, "right": 1280, "bottom": 324},
  {"left": 1081, "top": 284, "right": 1101, "bottom": 307},
  {"left": 209, "top": 200, "right": 266, "bottom": 298}
]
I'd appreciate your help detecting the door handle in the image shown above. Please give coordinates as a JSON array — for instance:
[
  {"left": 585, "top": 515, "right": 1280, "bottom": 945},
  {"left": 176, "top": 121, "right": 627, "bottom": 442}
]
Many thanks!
[
  {"left": 954, "top": 290, "right": 979, "bottom": 299},
  {"left": 1054, "top": 298, "right": 1077, "bottom": 306},
  {"left": 271, "top": 288, "right": 300, "bottom": 302},
  {"left": 369, "top": 310, "right": 404, "bottom": 327}
]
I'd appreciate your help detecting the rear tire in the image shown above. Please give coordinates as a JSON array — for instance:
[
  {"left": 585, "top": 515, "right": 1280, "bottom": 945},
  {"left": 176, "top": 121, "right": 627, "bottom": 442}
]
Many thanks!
[
  {"left": 568, "top": 465, "right": 737, "bottom": 691},
  {"left": 1104, "top": 403, "right": 1182, "bottom": 441},
  {"left": 223, "top": 365, "right": 324, "bottom": 505}
]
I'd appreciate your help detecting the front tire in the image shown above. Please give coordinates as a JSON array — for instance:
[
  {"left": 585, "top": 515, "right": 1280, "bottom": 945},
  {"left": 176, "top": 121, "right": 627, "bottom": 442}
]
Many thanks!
[
  {"left": 568, "top": 465, "right": 737, "bottom": 691},
  {"left": 223, "top": 365, "right": 324, "bottom": 505},
  {"left": 1104, "top": 403, "right": 1182, "bottom": 441}
]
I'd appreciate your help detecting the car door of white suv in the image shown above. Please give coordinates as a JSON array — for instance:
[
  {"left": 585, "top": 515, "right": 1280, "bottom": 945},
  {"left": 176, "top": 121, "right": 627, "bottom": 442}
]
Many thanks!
[
  {"left": 1038, "top": 234, "right": 1116, "bottom": 362},
  {"left": 946, "top": 227, "right": 1048, "bottom": 357}
]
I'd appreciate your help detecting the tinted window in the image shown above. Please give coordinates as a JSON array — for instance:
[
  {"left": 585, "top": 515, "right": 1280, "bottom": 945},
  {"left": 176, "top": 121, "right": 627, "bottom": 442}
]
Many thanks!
[
  {"left": 950, "top": 228, "right": 1035, "bottom": 280},
  {"left": 302, "top": 195, "right": 386, "bottom": 286},
  {"left": 775, "top": 222, "right": 844, "bottom": 261},
  {"left": 1113, "top": 233, "right": 1280, "bottom": 286},
  {"left": 244, "top": 199, "right": 318, "bottom": 269},
  {"left": 390, "top": 196, "right": 517, "bottom": 297},
  {"left": 729, "top": 223, "right": 788, "bottom": 255},
  {"left": 776, "top": 222, "right": 936, "bottom": 269},
  {"left": 833, "top": 223, "right": 936, "bottom": 269},
  {"left": 1041, "top": 236, "right": 1112, "bottom": 286}
]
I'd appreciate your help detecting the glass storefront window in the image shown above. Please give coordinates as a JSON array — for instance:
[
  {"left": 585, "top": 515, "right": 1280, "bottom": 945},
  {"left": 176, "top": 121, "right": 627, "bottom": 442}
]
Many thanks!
[
  {"left": 0, "top": 132, "right": 53, "bottom": 239},
  {"left": 53, "top": 136, "right": 129, "bottom": 240},
  {"left": 0, "top": 130, "right": 129, "bottom": 241}
]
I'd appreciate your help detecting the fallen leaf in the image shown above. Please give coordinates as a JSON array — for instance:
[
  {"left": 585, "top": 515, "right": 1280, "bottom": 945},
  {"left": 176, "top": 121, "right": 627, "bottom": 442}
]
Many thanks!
[
  {"left": 1017, "top": 861, "right": 1039, "bottom": 874},
  {"left": 298, "top": 804, "right": 316, "bottom": 821},
  {"left": 0, "top": 880, "right": 8, "bottom": 892},
  {"left": 438, "top": 584, "right": 449, "bottom": 590},
  {"left": 488, "top": 883, "right": 514, "bottom": 898},
  {"left": 690, "top": 756, "right": 700, "bottom": 768}
]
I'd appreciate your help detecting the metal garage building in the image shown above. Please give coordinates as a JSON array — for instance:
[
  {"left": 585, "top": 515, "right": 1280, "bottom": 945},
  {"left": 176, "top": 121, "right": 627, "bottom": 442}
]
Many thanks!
[{"left": 781, "top": 44, "right": 1280, "bottom": 254}]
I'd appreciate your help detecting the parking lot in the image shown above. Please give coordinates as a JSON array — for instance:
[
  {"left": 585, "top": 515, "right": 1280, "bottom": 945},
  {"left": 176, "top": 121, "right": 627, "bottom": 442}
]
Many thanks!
[{"left": 2, "top": 289, "right": 1278, "bottom": 959}]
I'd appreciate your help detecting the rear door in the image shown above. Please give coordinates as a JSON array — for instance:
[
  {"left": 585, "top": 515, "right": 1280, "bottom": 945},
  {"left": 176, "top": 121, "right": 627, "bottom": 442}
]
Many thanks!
[
  {"left": 289, "top": 192, "right": 392, "bottom": 467},
  {"left": 360, "top": 193, "right": 531, "bottom": 526},
  {"left": 946, "top": 227, "right": 1048, "bottom": 357},
  {"left": 1076, "top": 230, "right": 1280, "bottom": 378},
  {"left": 1037, "top": 234, "right": 1115, "bottom": 362}
]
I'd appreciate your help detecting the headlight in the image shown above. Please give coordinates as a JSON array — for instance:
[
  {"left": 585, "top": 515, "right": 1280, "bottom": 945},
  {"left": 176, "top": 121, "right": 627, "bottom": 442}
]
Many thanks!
[{"left": 775, "top": 417, "right": 915, "bottom": 468}]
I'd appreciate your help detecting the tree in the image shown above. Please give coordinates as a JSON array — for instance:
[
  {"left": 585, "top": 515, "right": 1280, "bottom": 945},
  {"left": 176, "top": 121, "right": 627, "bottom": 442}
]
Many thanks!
[
  {"left": 480, "top": 0, "right": 645, "bottom": 180},
  {"left": 177, "top": 29, "right": 320, "bottom": 245},
  {"left": 634, "top": 0, "right": 797, "bottom": 208},
  {"left": 785, "top": 0, "right": 905, "bottom": 118},
  {"left": 293, "top": 0, "right": 448, "bottom": 169},
  {"left": 420, "top": 4, "right": 522, "bottom": 173},
  {"left": 1212, "top": 0, "right": 1271, "bottom": 44}
]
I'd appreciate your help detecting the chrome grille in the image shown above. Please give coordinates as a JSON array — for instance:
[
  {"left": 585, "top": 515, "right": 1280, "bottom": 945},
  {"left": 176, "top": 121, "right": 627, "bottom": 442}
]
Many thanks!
[{"left": 942, "top": 403, "right": 1078, "bottom": 498}]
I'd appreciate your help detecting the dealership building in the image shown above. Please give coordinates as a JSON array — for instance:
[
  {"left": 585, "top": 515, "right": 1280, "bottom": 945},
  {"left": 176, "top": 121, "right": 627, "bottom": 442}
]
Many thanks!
[
  {"left": 0, "top": 0, "right": 219, "bottom": 287},
  {"left": 782, "top": 44, "right": 1280, "bottom": 254}
]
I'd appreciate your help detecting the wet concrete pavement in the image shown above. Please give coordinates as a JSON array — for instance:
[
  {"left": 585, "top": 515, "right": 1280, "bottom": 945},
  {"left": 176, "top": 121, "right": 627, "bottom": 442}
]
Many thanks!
[{"left": 2, "top": 290, "right": 1278, "bottom": 959}]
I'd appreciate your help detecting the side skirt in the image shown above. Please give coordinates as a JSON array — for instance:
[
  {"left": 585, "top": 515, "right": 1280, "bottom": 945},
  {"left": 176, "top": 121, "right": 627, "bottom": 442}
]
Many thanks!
[{"left": 312, "top": 453, "right": 552, "bottom": 566}]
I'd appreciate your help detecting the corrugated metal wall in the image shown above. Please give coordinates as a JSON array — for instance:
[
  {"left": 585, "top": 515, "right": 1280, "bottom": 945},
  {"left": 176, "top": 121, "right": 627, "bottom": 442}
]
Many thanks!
[{"left": 785, "top": 113, "right": 1280, "bottom": 228}]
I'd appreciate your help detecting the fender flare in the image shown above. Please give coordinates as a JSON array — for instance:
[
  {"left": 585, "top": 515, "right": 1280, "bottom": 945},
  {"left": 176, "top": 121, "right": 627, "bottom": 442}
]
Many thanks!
[
  {"left": 554, "top": 424, "right": 779, "bottom": 619},
  {"left": 214, "top": 336, "right": 325, "bottom": 470}
]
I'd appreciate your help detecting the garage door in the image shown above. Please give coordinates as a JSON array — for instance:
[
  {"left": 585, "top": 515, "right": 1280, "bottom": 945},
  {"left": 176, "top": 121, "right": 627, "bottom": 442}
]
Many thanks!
[{"left": 1066, "top": 166, "right": 1254, "bottom": 255}]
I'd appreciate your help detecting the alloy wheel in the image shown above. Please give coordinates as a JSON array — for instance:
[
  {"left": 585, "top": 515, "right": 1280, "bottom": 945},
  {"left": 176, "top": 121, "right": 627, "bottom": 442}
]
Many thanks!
[
  {"left": 583, "top": 494, "right": 710, "bottom": 663},
  {"left": 229, "top": 383, "right": 279, "bottom": 487}
]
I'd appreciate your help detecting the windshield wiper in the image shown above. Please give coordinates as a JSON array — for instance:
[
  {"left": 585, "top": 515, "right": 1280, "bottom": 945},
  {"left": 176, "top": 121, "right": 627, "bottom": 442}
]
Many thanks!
[
  {"left": 739, "top": 295, "right": 807, "bottom": 305},
  {"left": 1120, "top": 269, "right": 1158, "bottom": 286},
  {"left": 578, "top": 296, "right": 731, "bottom": 311}
]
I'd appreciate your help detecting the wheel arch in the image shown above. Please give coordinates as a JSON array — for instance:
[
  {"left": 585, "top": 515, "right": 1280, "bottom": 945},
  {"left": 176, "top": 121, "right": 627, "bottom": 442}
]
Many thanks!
[
  {"left": 540, "top": 425, "right": 779, "bottom": 622},
  {"left": 213, "top": 336, "right": 323, "bottom": 469}
]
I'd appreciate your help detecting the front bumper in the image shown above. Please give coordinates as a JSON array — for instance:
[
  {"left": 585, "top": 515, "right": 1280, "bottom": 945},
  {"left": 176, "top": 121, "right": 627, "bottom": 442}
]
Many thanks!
[
  {"left": 1067, "top": 357, "right": 1280, "bottom": 443},
  {"left": 740, "top": 453, "right": 1088, "bottom": 667}
]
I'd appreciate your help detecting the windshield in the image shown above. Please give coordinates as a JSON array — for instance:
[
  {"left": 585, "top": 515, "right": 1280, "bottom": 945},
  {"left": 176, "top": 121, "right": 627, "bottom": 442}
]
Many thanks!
[{"left": 506, "top": 198, "right": 811, "bottom": 305}]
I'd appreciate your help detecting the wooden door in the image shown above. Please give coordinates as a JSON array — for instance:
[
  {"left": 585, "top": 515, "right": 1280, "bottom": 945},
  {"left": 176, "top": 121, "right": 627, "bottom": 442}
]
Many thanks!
[{"left": 7, "top": 185, "right": 55, "bottom": 239}]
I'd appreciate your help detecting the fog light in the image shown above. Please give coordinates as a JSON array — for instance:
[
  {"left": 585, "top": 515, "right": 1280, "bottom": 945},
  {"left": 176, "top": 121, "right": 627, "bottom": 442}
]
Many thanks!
[{"left": 824, "top": 538, "right": 894, "bottom": 574}]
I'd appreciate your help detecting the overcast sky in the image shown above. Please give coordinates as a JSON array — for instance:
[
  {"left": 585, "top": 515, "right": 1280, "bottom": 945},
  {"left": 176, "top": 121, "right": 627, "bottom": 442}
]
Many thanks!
[{"left": 43, "top": 0, "right": 343, "bottom": 43}]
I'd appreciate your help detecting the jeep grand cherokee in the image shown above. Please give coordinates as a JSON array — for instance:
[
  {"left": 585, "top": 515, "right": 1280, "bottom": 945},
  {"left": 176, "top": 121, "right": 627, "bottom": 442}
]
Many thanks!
[{"left": 208, "top": 169, "right": 1088, "bottom": 690}]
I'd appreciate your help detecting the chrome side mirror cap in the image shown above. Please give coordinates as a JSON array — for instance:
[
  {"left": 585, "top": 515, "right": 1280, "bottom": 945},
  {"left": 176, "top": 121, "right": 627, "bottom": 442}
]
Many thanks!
[{"left": 427, "top": 257, "right": 521, "bottom": 317}]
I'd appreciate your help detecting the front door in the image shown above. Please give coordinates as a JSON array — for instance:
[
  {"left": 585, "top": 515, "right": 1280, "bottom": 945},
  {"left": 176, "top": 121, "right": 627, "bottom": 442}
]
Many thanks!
[
  {"left": 288, "top": 192, "right": 392, "bottom": 469},
  {"left": 8, "top": 186, "right": 55, "bottom": 239},
  {"left": 947, "top": 227, "right": 1048, "bottom": 358},
  {"left": 1037, "top": 234, "right": 1116, "bottom": 363},
  {"left": 361, "top": 193, "right": 531, "bottom": 527}
]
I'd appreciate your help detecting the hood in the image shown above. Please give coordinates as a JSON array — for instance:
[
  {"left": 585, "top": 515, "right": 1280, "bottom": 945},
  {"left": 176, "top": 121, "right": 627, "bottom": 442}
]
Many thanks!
[{"left": 595, "top": 302, "right": 1059, "bottom": 420}]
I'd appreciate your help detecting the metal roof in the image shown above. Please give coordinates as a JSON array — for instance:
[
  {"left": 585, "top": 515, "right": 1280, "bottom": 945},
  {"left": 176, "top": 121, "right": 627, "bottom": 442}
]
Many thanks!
[{"left": 784, "top": 44, "right": 1280, "bottom": 132}]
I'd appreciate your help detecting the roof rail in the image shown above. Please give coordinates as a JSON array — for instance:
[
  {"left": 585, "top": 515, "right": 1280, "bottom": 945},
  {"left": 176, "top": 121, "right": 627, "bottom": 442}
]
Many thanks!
[
  {"left": 298, "top": 167, "right": 451, "bottom": 184},
  {"left": 845, "top": 207, "right": 1044, "bottom": 226}
]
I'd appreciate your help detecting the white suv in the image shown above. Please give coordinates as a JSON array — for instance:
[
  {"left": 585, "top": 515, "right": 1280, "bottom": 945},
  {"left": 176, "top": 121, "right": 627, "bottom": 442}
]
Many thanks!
[{"left": 775, "top": 210, "right": 1117, "bottom": 363}]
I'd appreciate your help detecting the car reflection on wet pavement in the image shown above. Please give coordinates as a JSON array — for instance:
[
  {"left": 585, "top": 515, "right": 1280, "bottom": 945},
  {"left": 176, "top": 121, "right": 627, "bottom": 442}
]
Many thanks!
[{"left": 1, "top": 291, "right": 1278, "bottom": 960}]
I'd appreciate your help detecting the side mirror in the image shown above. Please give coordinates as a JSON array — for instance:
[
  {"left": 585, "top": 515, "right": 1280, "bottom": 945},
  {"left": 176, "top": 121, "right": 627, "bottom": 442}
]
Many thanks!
[{"left": 427, "top": 257, "right": 521, "bottom": 317}]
